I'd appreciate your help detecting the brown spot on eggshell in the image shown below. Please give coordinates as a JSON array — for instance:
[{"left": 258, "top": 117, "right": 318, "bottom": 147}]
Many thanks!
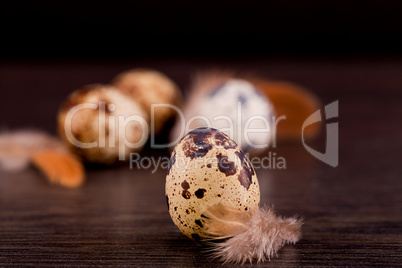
[
  {"left": 195, "top": 220, "right": 203, "bottom": 228},
  {"left": 216, "top": 153, "right": 237, "bottom": 176},
  {"left": 191, "top": 233, "right": 201, "bottom": 241},
  {"left": 181, "top": 181, "right": 191, "bottom": 199},
  {"left": 182, "top": 190, "right": 191, "bottom": 199},
  {"left": 181, "top": 129, "right": 213, "bottom": 159},
  {"left": 238, "top": 169, "right": 252, "bottom": 190},
  {"left": 235, "top": 150, "right": 255, "bottom": 189},
  {"left": 195, "top": 188, "right": 206, "bottom": 198},
  {"left": 181, "top": 180, "right": 190, "bottom": 190},
  {"left": 213, "top": 131, "right": 238, "bottom": 149},
  {"left": 235, "top": 151, "right": 255, "bottom": 176}
]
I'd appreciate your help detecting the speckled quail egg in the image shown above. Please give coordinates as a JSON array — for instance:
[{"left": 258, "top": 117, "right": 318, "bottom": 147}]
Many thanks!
[
  {"left": 58, "top": 84, "right": 149, "bottom": 164},
  {"left": 165, "top": 127, "right": 260, "bottom": 240},
  {"left": 112, "top": 68, "right": 182, "bottom": 135}
]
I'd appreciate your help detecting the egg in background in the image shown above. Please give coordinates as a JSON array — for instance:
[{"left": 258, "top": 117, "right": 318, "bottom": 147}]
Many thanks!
[
  {"left": 170, "top": 72, "right": 275, "bottom": 155},
  {"left": 58, "top": 84, "right": 149, "bottom": 164},
  {"left": 112, "top": 68, "right": 183, "bottom": 135}
]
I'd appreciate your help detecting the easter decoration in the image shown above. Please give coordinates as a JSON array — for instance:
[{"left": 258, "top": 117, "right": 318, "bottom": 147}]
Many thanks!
[{"left": 166, "top": 127, "right": 302, "bottom": 264}]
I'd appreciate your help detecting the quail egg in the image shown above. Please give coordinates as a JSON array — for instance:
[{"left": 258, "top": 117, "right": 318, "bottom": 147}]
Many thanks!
[
  {"left": 58, "top": 84, "right": 149, "bottom": 164},
  {"left": 165, "top": 127, "right": 260, "bottom": 240},
  {"left": 170, "top": 76, "right": 275, "bottom": 155},
  {"left": 112, "top": 68, "right": 182, "bottom": 135}
]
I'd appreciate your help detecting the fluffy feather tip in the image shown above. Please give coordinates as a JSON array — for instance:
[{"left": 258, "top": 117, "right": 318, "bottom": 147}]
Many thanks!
[{"left": 203, "top": 203, "right": 302, "bottom": 264}]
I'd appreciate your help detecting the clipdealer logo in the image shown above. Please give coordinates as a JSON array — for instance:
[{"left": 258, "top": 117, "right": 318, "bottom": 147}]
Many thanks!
[
  {"left": 302, "top": 100, "right": 339, "bottom": 167},
  {"left": 62, "top": 100, "right": 339, "bottom": 168}
]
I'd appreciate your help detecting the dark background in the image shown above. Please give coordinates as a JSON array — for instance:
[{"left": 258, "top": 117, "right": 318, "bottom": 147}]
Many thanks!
[{"left": 1, "top": 0, "right": 401, "bottom": 60}]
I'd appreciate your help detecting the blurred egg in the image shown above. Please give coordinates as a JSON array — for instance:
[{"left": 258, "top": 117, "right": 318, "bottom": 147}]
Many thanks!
[
  {"left": 112, "top": 68, "right": 182, "bottom": 135},
  {"left": 57, "top": 84, "right": 149, "bottom": 164},
  {"left": 165, "top": 127, "right": 260, "bottom": 240},
  {"left": 171, "top": 76, "right": 275, "bottom": 155}
]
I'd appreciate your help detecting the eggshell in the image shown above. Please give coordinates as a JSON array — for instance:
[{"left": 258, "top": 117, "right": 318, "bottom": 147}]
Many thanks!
[
  {"left": 57, "top": 84, "right": 149, "bottom": 164},
  {"left": 112, "top": 68, "right": 182, "bottom": 135},
  {"left": 165, "top": 127, "right": 260, "bottom": 240}
]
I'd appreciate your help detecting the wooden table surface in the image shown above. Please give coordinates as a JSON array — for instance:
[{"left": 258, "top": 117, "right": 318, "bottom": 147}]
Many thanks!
[{"left": 0, "top": 58, "right": 401, "bottom": 267}]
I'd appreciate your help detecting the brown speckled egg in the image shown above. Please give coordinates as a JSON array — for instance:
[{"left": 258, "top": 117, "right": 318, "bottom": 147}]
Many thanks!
[
  {"left": 112, "top": 68, "right": 182, "bottom": 135},
  {"left": 58, "top": 84, "right": 149, "bottom": 164},
  {"left": 165, "top": 127, "right": 260, "bottom": 240}
]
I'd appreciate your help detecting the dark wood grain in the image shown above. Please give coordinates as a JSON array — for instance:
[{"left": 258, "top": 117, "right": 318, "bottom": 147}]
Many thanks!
[{"left": 0, "top": 58, "right": 401, "bottom": 267}]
